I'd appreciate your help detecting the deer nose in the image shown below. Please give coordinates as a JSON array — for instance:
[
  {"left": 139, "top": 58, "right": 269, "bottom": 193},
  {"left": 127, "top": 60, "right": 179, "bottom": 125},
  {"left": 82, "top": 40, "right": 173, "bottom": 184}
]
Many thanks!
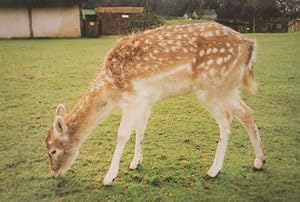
[{"left": 52, "top": 171, "right": 60, "bottom": 178}]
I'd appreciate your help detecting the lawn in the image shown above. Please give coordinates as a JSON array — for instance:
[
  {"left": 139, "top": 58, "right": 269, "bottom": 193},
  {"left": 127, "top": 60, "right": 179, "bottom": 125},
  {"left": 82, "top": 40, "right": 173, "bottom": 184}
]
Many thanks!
[{"left": 0, "top": 32, "right": 299, "bottom": 201}]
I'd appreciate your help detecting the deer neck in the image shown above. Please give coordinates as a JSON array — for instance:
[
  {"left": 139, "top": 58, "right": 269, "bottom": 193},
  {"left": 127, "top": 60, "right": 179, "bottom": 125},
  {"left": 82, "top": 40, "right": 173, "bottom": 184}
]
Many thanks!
[{"left": 65, "top": 78, "right": 116, "bottom": 146}]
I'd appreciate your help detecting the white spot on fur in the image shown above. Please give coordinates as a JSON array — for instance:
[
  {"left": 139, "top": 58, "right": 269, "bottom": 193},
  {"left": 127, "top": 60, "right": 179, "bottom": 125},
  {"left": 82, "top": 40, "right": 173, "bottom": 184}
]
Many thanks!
[
  {"left": 220, "top": 48, "right": 225, "bottom": 53},
  {"left": 176, "top": 41, "right": 182, "bottom": 47},
  {"left": 153, "top": 64, "right": 160, "bottom": 69},
  {"left": 190, "top": 47, "right": 197, "bottom": 52},
  {"left": 191, "top": 57, "right": 196, "bottom": 63},
  {"left": 206, "top": 31, "right": 214, "bottom": 37},
  {"left": 206, "top": 48, "right": 212, "bottom": 55},
  {"left": 199, "top": 63, "right": 205, "bottom": 68},
  {"left": 165, "top": 32, "right": 171, "bottom": 37},
  {"left": 149, "top": 53, "right": 156, "bottom": 59},
  {"left": 226, "top": 55, "right": 232, "bottom": 61},
  {"left": 159, "top": 42, "right": 166, "bottom": 47},
  {"left": 207, "top": 59, "right": 213, "bottom": 65},
  {"left": 213, "top": 48, "right": 218, "bottom": 53},
  {"left": 209, "top": 68, "right": 216, "bottom": 76},
  {"left": 171, "top": 46, "right": 177, "bottom": 52},
  {"left": 199, "top": 50, "right": 205, "bottom": 57},
  {"left": 145, "top": 39, "right": 151, "bottom": 44},
  {"left": 216, "top": 57, "right": 223, "bottom": 65}
]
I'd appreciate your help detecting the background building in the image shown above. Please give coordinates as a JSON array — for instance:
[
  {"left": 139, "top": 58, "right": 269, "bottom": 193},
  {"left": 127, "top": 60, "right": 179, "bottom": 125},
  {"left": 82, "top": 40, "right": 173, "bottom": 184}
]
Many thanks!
[
  {"left": 95, "top": 6, "right": 144, "bottom": 35},
  {"left": 0, "top": 0, "right": 83, "bottom": 38}
]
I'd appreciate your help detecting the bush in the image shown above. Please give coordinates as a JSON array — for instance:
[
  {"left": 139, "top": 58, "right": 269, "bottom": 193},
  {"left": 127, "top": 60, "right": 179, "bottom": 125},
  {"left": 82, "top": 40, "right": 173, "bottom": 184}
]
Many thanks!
[{"left": 127, "top": 13, "right": 165, "bottom": 33}]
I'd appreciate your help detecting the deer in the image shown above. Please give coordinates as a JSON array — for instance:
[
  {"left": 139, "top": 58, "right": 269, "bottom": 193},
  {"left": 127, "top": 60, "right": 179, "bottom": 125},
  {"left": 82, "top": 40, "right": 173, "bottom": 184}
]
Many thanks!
[{"left": 46, "top": 22, "right": 266, "bottom": 186}]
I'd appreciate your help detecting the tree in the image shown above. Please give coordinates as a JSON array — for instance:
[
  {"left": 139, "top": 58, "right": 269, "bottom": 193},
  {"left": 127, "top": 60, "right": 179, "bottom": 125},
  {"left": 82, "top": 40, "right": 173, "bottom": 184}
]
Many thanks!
[{"left": 203, "top": 0, "right": 219, "bottom": 9}]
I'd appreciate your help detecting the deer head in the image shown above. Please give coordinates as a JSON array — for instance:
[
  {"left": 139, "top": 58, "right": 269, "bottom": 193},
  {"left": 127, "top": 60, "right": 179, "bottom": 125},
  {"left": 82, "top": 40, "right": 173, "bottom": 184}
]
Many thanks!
[{"left": 45, "top": 104, "right": 79, "bottom": 178}]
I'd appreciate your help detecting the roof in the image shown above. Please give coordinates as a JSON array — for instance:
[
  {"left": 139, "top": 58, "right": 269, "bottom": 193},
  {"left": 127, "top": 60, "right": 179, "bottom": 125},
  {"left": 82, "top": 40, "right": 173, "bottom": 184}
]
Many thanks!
[
  {"left": 0, "top": 0, "right": 84, "bottom": 8},
  {"left": 95, "top": 7, "right": 144, "bottom": 14}
]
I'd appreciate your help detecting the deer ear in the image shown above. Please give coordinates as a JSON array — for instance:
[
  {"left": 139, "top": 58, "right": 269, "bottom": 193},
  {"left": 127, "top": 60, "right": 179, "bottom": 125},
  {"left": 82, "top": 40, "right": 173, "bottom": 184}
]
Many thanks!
[
  {"left": 53, "top": 116, "right": 68, "bottom": 133},
  {"left": 55, "top": 104, "right": 67, "bottom": 117}
]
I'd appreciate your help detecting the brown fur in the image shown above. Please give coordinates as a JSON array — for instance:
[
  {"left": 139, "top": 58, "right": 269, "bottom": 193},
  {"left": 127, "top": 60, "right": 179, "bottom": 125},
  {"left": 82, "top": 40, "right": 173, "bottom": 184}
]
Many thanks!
[{"left": 103, "top": 23, "right": 256, "bottom": 91}]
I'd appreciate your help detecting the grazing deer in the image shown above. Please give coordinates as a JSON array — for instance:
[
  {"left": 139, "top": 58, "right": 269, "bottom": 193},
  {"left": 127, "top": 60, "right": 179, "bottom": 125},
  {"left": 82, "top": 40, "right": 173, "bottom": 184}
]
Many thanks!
[{"left": 46, "top": 22, "right": 266, "bottom": 186}]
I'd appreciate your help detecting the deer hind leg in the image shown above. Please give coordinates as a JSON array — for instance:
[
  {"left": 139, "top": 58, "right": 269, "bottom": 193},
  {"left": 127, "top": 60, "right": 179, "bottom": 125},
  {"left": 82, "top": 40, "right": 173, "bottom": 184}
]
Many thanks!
[
  {"left": 207, "top": 107, "right": 233, "bottom": 177},
  {"left": 196, "top": 91, "right": 233, "bottom": 178},
  {"left": 129, "top": 107, "right": 151, "bottom": 170},
  {"left": 232, "top": 99, "right": 266, "bottom": 169},
  {"left": 103, "top": 101, "right": 150, "bottom": 186}
]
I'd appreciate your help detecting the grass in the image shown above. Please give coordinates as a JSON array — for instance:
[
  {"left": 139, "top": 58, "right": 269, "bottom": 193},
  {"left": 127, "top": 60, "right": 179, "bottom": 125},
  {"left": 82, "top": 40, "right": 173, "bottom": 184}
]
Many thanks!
[{"left": 0, "top": 32, "right": 299, "bottom": 201}]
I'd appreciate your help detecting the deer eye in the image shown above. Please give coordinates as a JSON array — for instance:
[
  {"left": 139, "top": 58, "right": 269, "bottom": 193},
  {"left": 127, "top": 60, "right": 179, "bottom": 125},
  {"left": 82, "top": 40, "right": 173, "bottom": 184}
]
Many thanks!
[{"left": 51, "top": 150, "right": 56, "bottom": 155}]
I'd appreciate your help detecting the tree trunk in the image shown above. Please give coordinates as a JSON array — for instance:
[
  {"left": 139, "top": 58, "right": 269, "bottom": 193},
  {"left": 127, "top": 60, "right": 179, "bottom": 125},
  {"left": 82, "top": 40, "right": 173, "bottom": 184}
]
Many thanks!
[{"left": 252, "top": 8, "right": 256, "bottom": 33}]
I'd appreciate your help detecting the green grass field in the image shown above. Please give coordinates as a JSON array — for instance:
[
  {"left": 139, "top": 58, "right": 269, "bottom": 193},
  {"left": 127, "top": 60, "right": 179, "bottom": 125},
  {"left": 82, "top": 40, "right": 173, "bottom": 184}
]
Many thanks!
[{"left": 0, "top": 32, "right": 299, "bottom": 201}]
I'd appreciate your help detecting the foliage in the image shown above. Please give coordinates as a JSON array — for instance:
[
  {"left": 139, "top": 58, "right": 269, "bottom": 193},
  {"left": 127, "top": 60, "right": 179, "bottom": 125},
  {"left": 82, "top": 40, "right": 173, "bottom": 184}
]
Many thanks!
[
  {"left": 0, "top": 32, "right": 299, "bottom": 201},
  {"left": 84, "top": 0, "right": 300, "bottom": 22},
  {"left": 218, "top": 0, "right": 283, "bottom": 20},
  {"left": 127, "top": 13, "right": 164, "bottom": 33}
]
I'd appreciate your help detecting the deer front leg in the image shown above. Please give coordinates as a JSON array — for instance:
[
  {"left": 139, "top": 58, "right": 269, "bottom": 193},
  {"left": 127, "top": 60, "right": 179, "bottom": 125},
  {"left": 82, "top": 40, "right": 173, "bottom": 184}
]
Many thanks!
[
  {"left": 102, "top": 115, "right": 133, "bottom": 186},
  {"left": 129, "top": 108, "right": 151, "bottom": 170},
  {"left": 103, "top": 101, "right": 150, "bottom": 186},
  {"left": 207, "top": 109, "right": 233, "bottom": 178}
]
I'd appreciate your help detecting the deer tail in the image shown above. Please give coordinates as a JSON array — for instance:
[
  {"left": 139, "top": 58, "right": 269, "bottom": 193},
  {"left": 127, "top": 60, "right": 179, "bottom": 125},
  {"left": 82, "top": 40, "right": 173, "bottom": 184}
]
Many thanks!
[{"left": 243, "top": 39, "right": 258, "bottom": 95}]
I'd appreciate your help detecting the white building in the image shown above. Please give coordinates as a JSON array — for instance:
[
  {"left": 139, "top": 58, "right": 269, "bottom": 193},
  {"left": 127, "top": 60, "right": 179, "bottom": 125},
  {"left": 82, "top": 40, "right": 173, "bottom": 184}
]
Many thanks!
[{"left": 0, "top": 0, "right": 83, "bottom": 38}]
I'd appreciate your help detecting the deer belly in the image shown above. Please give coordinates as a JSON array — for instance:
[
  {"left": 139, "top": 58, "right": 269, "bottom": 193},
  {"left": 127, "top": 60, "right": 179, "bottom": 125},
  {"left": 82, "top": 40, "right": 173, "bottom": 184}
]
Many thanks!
[{"left": 132, "top": 64, "right": 194, "bottom": 103}]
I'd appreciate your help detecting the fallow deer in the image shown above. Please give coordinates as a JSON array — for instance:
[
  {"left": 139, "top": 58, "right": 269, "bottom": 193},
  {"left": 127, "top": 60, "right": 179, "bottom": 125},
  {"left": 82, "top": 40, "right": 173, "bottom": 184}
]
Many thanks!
[{"left": 46, "top": 22, "right": 266, "bottom": 186}]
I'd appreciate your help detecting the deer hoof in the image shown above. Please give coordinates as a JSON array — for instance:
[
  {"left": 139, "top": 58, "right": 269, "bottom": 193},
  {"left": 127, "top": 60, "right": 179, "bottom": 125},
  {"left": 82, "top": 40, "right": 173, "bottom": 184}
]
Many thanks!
[{"left": 203, "top": 172, "right": 219, "bottom": 180}]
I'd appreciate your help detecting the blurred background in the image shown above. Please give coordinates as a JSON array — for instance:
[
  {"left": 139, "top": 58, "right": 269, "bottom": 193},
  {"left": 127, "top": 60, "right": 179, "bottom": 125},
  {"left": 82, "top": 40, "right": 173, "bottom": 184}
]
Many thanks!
[{"left": 0, "top": 0, "right": 299, "bottom": 38}]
